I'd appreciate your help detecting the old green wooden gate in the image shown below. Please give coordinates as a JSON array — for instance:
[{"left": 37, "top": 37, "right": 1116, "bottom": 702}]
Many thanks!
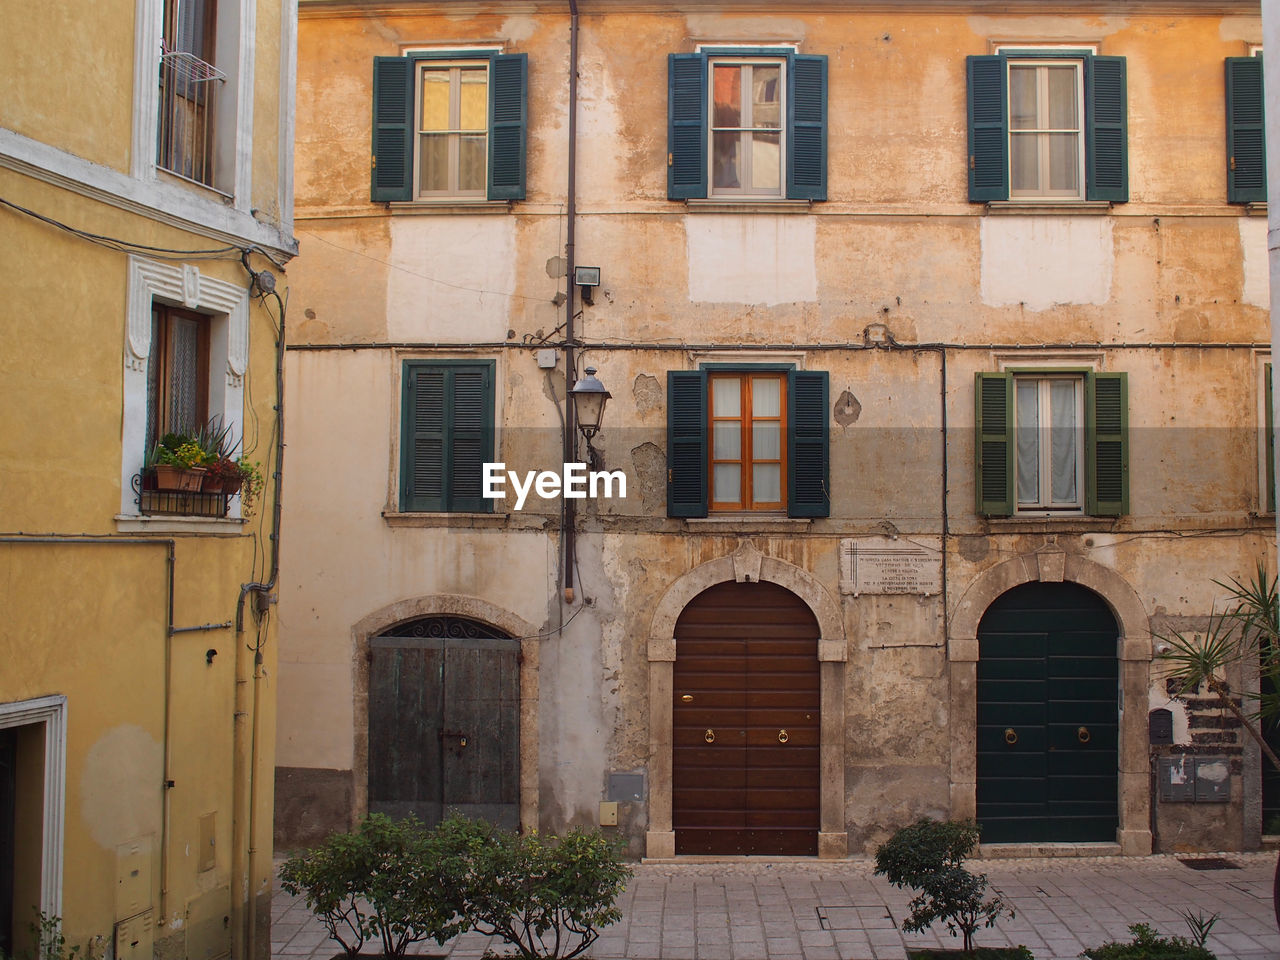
[
  {"left": 977, "top": 582, "right": 1119, "bottom": 843},
  {"left": 368, "top": 617, "right": 519, "bottom": 828}
]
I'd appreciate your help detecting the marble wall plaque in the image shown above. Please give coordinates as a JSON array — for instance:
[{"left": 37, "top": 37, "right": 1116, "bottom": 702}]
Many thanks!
[{"left": 840, "top": 536, "right": 942, "bottom": 596}]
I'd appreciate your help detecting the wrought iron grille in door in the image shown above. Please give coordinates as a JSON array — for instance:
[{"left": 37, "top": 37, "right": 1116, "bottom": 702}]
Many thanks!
[{"left": 368, "top": 617, "right": 519, "bottom": 828}]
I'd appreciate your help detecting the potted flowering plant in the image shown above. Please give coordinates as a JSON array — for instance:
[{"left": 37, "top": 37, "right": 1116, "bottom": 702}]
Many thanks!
[{"left": 147, "top": 433, "right": 210, "bottom": 491}]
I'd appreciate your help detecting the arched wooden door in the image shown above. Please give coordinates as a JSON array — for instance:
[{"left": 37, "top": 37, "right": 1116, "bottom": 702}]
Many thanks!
[
  {"left": 368, "top": 616, "right": 519, "bottom": 828},
  {"left": 977, "top": 581, "right": 1119, "bottom": 843},
  {"left": 673, "top": 580, "right": 820, "bottom": 855}
]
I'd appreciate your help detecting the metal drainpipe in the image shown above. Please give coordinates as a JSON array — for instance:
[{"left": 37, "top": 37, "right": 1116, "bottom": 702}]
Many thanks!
[{"left": 563, "top": 0, "right": 579, "bottom": 605}]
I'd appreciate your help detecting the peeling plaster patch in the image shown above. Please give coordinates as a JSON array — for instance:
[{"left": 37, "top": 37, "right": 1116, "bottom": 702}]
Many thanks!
[
  {"left": 630, "top": 442, "right": 666, "bottom": 509},
  {"left": 632, "top": 374, "right": 663, "bottom": 415},
  {"left": 980, "top": 216, "right": 1113, "bottom": 310},
  {"left": 386, "top": 216, "right": 516, "bottom": 341},
  {"left": 685, "top": 15, "right": 807, "bottom": 43},
  {"left": 833, "top": 390, "right": 861, "bottom": 427},
  {"left": 966, "top": 15, "right": 1129, "bottom": 39},
  {"left": 1239, "top": 217, "right": 1269, "bottom": 308},
  {"left": 82, "top": 724, "right": 163, "bottom": 848},
  {"left": 499, "top": 15, "right": 536, "bottom": 44},
  {"left": 687, "top": 215, "right": 817, "bottom": 305},
  {"left": 1219, "top": 16, "right": 1264, "bottom": 43}
]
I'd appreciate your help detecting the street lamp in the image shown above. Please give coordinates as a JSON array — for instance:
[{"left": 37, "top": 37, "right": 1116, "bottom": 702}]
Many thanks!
[{"left": 569, "top": 366, "right": 611, "bottom": 466}]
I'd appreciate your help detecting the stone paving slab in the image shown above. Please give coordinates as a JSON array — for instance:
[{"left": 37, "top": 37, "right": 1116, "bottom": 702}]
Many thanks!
[{"left": 272, "top": 852, "right": 1276, "bottom": 960}]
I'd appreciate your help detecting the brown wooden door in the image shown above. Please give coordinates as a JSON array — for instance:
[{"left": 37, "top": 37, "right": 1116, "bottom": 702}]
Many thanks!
[
  {"left": 673, "top": 581, "right": 820, "bottom": 855},
  {"left": 368, "top": 619, "right": 519, "bottom": 829}
]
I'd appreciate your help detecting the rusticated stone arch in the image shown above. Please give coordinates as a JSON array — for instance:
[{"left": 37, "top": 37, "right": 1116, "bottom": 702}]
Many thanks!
[
  {"left": 645, "top": 541, "right": 848, "bottom": 859},
  {"left": 947, "top": 550, "right": 1153, "bottom": 855},
  {"left": 352, "top": 594, "right": 540, "bottom": 832}
]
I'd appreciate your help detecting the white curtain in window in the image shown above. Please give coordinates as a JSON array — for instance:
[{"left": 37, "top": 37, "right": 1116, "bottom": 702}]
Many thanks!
[
  {"left": 1016, "top": 379, "right": 1039, "bottom": 503},
  {"left": 1049, "top": 379, "right": 1077, "bottom": 503}
]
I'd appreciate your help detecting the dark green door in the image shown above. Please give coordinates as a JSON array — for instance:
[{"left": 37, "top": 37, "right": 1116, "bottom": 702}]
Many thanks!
[{"left": 977, "top": 582, "right": 1119, "bottom": 843}]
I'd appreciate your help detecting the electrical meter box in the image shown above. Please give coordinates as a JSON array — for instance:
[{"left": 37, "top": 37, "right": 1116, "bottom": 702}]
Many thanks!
[{"left": 1157, "top": 756, "right": 1231, "bottom": 803}]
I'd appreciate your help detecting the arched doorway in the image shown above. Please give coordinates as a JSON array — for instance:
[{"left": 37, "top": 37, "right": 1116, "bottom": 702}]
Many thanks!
[
  {"left": 367, "top": 615, "right": 519, "bottom": 828},
  {"left": 977, "top": 581, "right": 1119, "bottom": 843},
  {"left": 673, "top": 580, "right": 820, "bottom": 855}
]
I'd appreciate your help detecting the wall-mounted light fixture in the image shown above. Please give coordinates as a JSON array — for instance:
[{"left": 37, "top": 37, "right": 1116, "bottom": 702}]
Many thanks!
[
  {"left": 574, "top": 265, "right": 601, "bottom": 305},
  {"left": 568, "top": 366, "right": 611, "bottom": 467}
]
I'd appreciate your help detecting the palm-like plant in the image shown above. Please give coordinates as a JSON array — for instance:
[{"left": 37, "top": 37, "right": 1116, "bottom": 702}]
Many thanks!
[{"left": 1155, "top": 560, "right": 1280, "bottom": 930}]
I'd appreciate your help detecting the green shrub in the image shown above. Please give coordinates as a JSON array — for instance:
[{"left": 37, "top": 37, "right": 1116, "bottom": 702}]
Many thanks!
[
  {"left": 1080, "top": 922, "right": 1216, "bottom": 959},
  {"left": 457, "top": 821, "right": 632, "bottom": 960},
  {"left": 874, "top": 818, "right": 1013, "bottom": 953},
  {"left": 279, "top": 813, "right": 472, "bottom": 957}
]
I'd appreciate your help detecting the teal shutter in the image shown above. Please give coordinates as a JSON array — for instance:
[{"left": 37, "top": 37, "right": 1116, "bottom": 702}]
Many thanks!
[
  {"left": 668, "top": 53, "right": 708, "bottom": 200},
  {"left": 1086, "top": 372, "right": 1128, "bottom": 516},
  {"left": 788, "top": 370, "right": 830, "bottom": 518},
  {"left": 401, "top": 362, "right": 494, "bottom": 512},
  {"left": 667, "top": 370, "right": 707, "bottom": 517},
  {"left": 787, "top": 55, "right": 827, "bottom": 201},
  {"left": 488, "top": 53, "right": 528, "bottom": 200},
  {"left": 372, "top": 57, "right": 413, "bottom": 202},
  {"left": 967, "top": 56, "right": 1008, "bottom": 202},
  {"left": 1227, "top": 57, "right": 1267, "bottom": 204},
  {"left": 1086, "top": 56, "right": 1128, "bottom": 202},
  {"left": 975, "top": 373, "right": 1014, "bottom": 516},
  {"left": 1266, "top": 363, "right": 1274, "bottom": 513}
]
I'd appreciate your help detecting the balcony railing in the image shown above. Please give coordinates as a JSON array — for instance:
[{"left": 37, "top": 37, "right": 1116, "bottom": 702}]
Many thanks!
[
  {"left": 132, "top": 470, "right": 231, "bottom": 518},
  {"left": 157, "top": 45, "right": 225, "bottom": 186}
]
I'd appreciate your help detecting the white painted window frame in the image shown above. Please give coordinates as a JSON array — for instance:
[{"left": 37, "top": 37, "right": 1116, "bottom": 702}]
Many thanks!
[
  {"left": 413, "top": 60, "right": 491, "bottom": 200},
  {"left": 1006, "top": 59, "right": 1086, "bottom": 201},
  {"left": 706, "top": 56, "right": 787, "bottom": 199},
  {"left": 132, "top": 0, "right": 256, "bottom": 210},
  {"left": 1012, "top": 373, "right": 1086, "bottom": 511},
  {"left": 0, "top": 696, "right": 67, "bottom": 922},
  {"left": 119, "top": 256, "right": 248, "bottom": 523}
]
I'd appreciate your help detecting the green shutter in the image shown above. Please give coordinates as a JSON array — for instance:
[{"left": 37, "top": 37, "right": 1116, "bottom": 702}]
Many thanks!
[
  {"left": 401, "top": 362, "right": 494, "bottom": 513},
  {"left": 668, "top": 53, "right": 708, "bottom": 200},
  {"left": 787, "top": 55, "right": 827, "bottom": 201},
  {"left": 788, "top": 370, "right": 830, "bottom": 518},
  {"left": 372, "top": 57, "right": 413, "bottom": 202},
  {"left": 967, "top": 55, "right": 1008, "bottom": 202},
  {"left": 1086, "top": 372, "right": 1128, "bottom": 516},
  {"left": 1267, "top": 363, "right": 1275, "bottom": 513},
  {"left": 1227, "top": 57, "right": 1267, "bottom": 204},
  {"left": 488, "top": 53, "right": 528, "bottom": 201},
  {"left": 1086, "top": 56, "right": 1128, "bottom": 202},
  {"left": 975, "top": 372, "right": 1014, "bottom": 516},
  {"left": 667, "top": 370, "right": 707, "bottom": 517}
]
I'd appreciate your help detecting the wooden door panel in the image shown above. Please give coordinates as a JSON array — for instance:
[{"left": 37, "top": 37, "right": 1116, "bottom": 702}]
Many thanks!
[
  {"left": 442, "top": 640, "right": 519, "bottom": 828},
  {"left": 977, "top": 582, "right": 1118, "bottom": 843},
  {"left": 673, "top": 580, "right": 820, "bottom": 856},
  {"left": 368, "top": 642, "right": 444, "bottom": 822}
]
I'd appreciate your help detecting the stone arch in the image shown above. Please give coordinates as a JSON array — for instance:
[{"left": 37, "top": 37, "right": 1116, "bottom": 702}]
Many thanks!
[
  {"left": 947, "top": 550, "right": 1153, "bottom": 855},
  {"left": 351, "top": 594, "right": 540, "bottom": 832},
  {"left": 645, "top": 542, "right": 848, "bottom": 859}
]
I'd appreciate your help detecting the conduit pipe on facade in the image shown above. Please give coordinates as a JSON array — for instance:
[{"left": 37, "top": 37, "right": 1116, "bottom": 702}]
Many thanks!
[
  {"left": 286, "top": 339, "right": 1270, "bottom": 353},
  {"left": 0, "top": 535, "right": 179, "bottom": 916},
  {"left": 233, "top": 282, "right": 287, "bottom": 960},
  {"left": 562, "top": 0, "right": 580, "bottom": 605}
]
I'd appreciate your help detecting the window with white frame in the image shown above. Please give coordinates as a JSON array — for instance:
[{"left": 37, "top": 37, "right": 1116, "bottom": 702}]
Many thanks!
[
  {"left": 415, "top": 61, "right": 489, "bottom": 198},
  {"left": 158, "top": 0, "right": 224, "bottom": 187},
  {"left": 1014, "top": 374, "right": 1084, "bottom": 510},
  {"left": 710, "top": 58, "right": 785, "bottom": 197},
  {"left": 1008, "top": 60, "right": 1085, "bottom": 200}
]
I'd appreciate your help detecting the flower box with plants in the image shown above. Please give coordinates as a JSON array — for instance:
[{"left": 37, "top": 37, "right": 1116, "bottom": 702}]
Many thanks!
[{"left": 146, "top": 433, "right": 210, "bottom": 491}]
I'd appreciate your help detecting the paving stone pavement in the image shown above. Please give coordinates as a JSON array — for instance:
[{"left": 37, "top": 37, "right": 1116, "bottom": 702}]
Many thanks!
[{"left": 272, "top": 852, "right": 1280, "bottom": 960}]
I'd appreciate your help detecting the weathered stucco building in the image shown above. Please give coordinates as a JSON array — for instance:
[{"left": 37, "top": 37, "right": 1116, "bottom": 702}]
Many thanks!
[
  {"left": 278, "top": 0, "right": 1276, "bottom": 859},
  {"left": 0, "top": 0, "right": 296, "bottom": 956}
]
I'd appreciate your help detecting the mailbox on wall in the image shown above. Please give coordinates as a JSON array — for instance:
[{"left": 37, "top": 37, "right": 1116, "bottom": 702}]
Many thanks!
[{"left": 1148, "top": 708, "right": 1173, "bottom": 744}]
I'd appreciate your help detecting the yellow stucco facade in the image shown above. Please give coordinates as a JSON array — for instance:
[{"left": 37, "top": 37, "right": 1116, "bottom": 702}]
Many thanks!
[{"left": 0, "top": 0, "right": 296, "bottom": 956}]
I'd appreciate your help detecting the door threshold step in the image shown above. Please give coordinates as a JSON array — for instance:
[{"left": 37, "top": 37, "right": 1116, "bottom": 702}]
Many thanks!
[
  {"left": 976, "top": 842, "right": 1121, "bottom": 859},
  {"left": 642, "top": 855, "right": 858, "bottom": 864}
]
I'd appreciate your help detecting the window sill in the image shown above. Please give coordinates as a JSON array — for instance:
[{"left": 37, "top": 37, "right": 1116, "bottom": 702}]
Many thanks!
[
  {"left": 115, "top": 514, "right": 244, "bottom": 535},
  {"left": 684, "top": 198, "right": 813, "bottom": 214},
  {"left": 686, "top": 515, "right": 813, "bottom": 533},
  {"left": 985, "top": 200, "right": 1112, "bottom": 215},
  {"left": 1244, "top": 201, "right": 1269, "bottom": 216},
  {"left": 383, "top": 511, "right": 550, "bottom": 529},
  {"left": 983, "top": 515, "right": 1121, "bottom": 533},
  {"left": 156, "top": 167, "right": 234, "bottom": 204},
  {"left": 387, "top": 200, "right": 513, "bottom": 216}
]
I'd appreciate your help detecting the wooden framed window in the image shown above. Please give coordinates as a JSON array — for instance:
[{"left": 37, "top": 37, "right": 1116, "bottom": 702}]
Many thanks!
[
  {"left": 709, "top": 59, "right": 785, "bottom": 197},
  {"left": 1013, "top": 374, "right": 1084, "bottom": 510},
  {"left": 158, "top": 0, "right": 221, "bottom": 186},
  {"left": 709, "top": 372, "right": 787, "bottom": 511},
  {"left": 1008, "top": 60, "right": 1085, "bottom": 199},
  {"left": 146, "top": 304, "right": 210, "bottom": 453}
]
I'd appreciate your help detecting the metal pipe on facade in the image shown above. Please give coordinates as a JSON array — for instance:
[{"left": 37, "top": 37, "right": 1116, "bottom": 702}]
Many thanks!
[{"left": 562, "top": 0, "right": 580, "bottom": 605}]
